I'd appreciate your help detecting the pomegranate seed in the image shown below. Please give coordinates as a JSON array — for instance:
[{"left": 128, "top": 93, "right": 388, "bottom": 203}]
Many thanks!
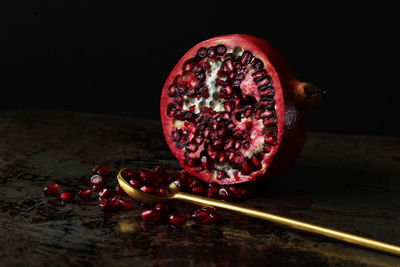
[
  {"left": 99, "top": 197, "right": 114, "bottom": 212},
  {"left": 98, "top": 187, "right": 115, "bottom": 199},
  {"left": 127, "top": 172, "right": 139, "bottom": 179},
  {"left": 155, "top": 187, "right": 168, "bottom": 197},
  {"left": 192, "top": 210, "right": 210, "bottom": 224},
  {"left": 115, "top": 184, "right": 127, "bottom": 196},
  {"left": 207, "top": 46, "right": 217, "bottom": 58},
  {"left": 207, "top": 183, "right": 219, "bottom": 198},
  {"left": 139, "top": 169, "right": 154, "bottom": 184},
  {"left": 43, "top": 183, "right": 60, "bottom": 197},
  {"left": 201, "top": 207, "right": 217, "bottom": 214},
  {"left": 228, "top": 186, "right": 242, "bottom": 200},
  {"left": 92, "top": 165, "right": 110, "bottom": 176},
  {"left": 216, "top": 171, "right": 227, "bottom": 180},
  {"left": 60, "top": 190, "right": 75, "bottom": 203},
  {"left": 216, "top": 44, "right": 226, "bottom": 56},
  {"left": 197, "top": 47, "right": 207, "bottom": 58},
  {"left": 90, "top": 174, "right": 108, "bottom": 187},
  {"left": 241, "top": 159, "right": 253, "bottom": 175},
  {"left": 112, "top": 196, "right": 133, "bottom": 211},
  {"left": 219, "top": 187, "right": 231, "bottom": 200},
  {"left": 129, "top": 179, "right": 141, "bottom": 188},
  {"left": 155, "top": 203, "right": 169, "bottom": 216},
  {"left": 169, "top": 214, "right": 186, "bottom": 227},
  {"left": 78, "top": 189, "right": 92, "bottom": 201},
  {"left": 141, "top": 208, "right": 160, "bottom": 222},
  {"left": 140, "top": 185, "right": 155, "bottom": 194},
  {"left": 201, "top": 155, "right": 213, "bottom": 170},
  {"left": 192, "top": 185, "right": 207, "bottom": 195},
  {"left": 210, "top": 213, "right": 224, "bottom": 225}
]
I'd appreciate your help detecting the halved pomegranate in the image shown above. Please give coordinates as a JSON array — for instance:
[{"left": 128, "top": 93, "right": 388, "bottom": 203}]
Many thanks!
[{"left": 160, "top": 34, "right": 324, "bottom": 184}]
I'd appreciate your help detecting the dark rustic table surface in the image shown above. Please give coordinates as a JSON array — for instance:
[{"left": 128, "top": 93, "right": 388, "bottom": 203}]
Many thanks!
[{"left": 1, "top": 109, "right": 400, "bottom": 266}]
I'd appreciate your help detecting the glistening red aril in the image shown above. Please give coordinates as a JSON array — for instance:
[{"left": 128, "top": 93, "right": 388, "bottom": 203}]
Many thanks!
[
  {"left": 60, "top": 190, "right": 75, "bottom": 203},
  {"left": 160, "top": 34, "right": 324, "bottom": 184},
  {"left": 43, "top": 183, "right": 60, "bottom": 197},
  {"left": 78, "top": 189, "right": 92, "bottom": 201}
]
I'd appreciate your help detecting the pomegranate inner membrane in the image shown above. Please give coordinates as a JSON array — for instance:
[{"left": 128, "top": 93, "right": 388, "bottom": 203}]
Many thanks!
[{"left": 166, "top": 44, "right": 278, "bottom": 182}]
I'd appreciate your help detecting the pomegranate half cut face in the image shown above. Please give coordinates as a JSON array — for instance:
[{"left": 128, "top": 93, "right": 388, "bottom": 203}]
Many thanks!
[{"left": 160, "top": 34, "right": 323, "bottom": 184}]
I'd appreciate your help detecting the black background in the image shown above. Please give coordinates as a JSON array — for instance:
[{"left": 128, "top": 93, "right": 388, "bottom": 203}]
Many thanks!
[{"left": 1, "top": 1, "right": 399, "bottom": 136}]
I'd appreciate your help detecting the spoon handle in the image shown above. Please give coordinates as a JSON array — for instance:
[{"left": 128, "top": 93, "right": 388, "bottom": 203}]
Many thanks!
[{"left": 174, "top": 191, "right": 400, "bottom": 256}]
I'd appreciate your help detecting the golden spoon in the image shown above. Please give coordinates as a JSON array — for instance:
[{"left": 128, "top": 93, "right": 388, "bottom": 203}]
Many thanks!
[{"left": 117, "top": 167, "right": 400, "bottom": 256}]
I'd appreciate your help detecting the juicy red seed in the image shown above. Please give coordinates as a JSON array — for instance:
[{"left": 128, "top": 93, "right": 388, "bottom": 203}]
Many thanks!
[
  {"left": 252, "top": 155, "right": 262, "bottom": 169},
  {"left": 241, "top": 158, "right": 254, "bottom": 175},
  {"left": 92, "top": 185, "right": 104, "bottom": 192},
  {"left": 140, "top": 185, "right": 155, "bottom": 194},
  {"left": 201, "top": 155, "right": 213, "bottom": 170},
  {"left": 140, "top": 169, "right": 154, "bottom": 182},
  {"left": 210, "top": 213, "right": 224, "bottom": 225},
  {"left": 192, "top": 185, "right": 207, "bottom": 195},
  {"left": 43, "top": 183, "right": 60, "bottom": 197},
  {"left": 129, "top": 179, "right": 141, "bottom": 188},
  {"left": 174, "top": 96, "right": 184, "bottom": 106},
  {"left": 207, "top": 46, "right": 217, "bottom": 58},
  {"left": 264, "top": 135, "right": 276, "bottom": 146},
  {"left": 185, "top": 157, "right": 198, "bottom": 167},
  {"left": 168, "top": 85, "right": 177, "bottom": 97},
  {"left": 155, "top": 187, "right": 168, "bottom": 197},
  {"left": 127, "top": 172, "right": 139, "bottom": 179},
  {"left": 225, "top": 59, "right": 234, "bottom": 72},
  {"left": 243, "top": 106, "right": 253, "bottom": 118},
  {"left": 218, "top": 187, "right": 231, "bottom": 199},
  {"left": 216, "top": 170, "right": 228, "bottom": 180},
  {"left": 234, "top": 140, "right": 241, "bottom": 149},
  {"left": 171, "top": 129, "right": 181, "bottom": 142},
  {"left": 155, "top": 203, "right": 169, "bottom": 216},
  {"left": 201, "top": 207, "right": 217, "bottom": 214},
  {"left": 92, "top": 165, "right": 110, "bottom": 176},
  {"left": 192, "top": 210, "right": 211, "bottom": 224},
  {"left": 197, "top": 47, "right": 207, "bottom": 58},
  {"left": 90, "top": 174, "right": 108, "bottom": 186},
  {"left": 184, "top": 111, "right": 195, "bottom": 122},
  {"left": 228, "top": 186, "right": 242, "bottom": 200},
  {"left": 141, "top": 208, "right": 160, "bottom": 222},
  {"left": 207, "top": 183, "right": 219, "bottom": 198},
  {"left": 98, "top": 188, "right": 115, "bottom": 199},
  {"left": 186, "top": 143, "right": 198, "bottom": 152},
  {"left": 241, "top": 50, "right": 252, "bottom": 65},
  {"left": 115, "top": 185, "right": 127, "bottom": 196},
  {"left": 169, "top": 214, "right": 186, "bottom": 227},
  {"left": 182, "top": 61, "right": 192, "bottom": 72},
  {"left": 99, "top": 198, "right": 114, "bottom": 212},
  {"left": 78, "top": 189, "right": 92, "bottom": 201},
  {"left": 113, "top": 196, "right": 133, "bottom": 211},
  {"left": 216, "top": 44, "right": 226, "bottom": 56},
  {"left": 219, "top": 153, "right": 228, "bottom": 163},
  {"left": 60, "top": 190, "right": 75, "bottom": 203},
  {"left": 224, "top": 138, "right": 234, "bottom": 150}
]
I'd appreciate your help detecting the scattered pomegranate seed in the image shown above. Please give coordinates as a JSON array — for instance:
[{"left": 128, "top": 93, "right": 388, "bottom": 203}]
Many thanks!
[
  {"left": 60, "top": 190, "right": 75, "bottom": 203},
  {"left": 140, "top": 185, "right": 155, "bottom": 194},
  {"left": 43, "top": 183, "right": 60, "bottom": 197},
  {"left": 78, "top": 189, "right": 92, "bottom": 201},
  {"left": 115, "top": 184, "right": 127, "bottom": 196},
  {"left": 141, "top": 208, "right": 160, "bottom": 222},
  {"left": 155, "top": 186, "right": 168, "bottom": 197},
  {"left": 192, "top": 210, "right": 210, "bottom": 224},
  {"left": 210, "top": 212, "right": 224, "bottom": 225},
  {"left": 99, "top": 197, "right": 114, "bottom": 212},
  {"left": 92, "top": 165, "right": 110, "bottom": 176},
  {"left": 129, "top": 179, "right": 141, "bottom": 188},
  {"left": 155, "top": 203, "right": 169, "bottom": 216},
  {"left": 90, "top": 174, "right": 108, "bottom": 187},
  {"left": 169, "top": 214, "right": 186, "bottom": 227},
  {"left": 98, "top": 188, "right": 115, "bottom": 199}
]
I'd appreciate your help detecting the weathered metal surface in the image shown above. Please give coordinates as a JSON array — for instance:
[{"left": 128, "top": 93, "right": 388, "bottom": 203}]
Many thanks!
[{"left": 0, "top": 109, "right": 399, "bottom": 266}]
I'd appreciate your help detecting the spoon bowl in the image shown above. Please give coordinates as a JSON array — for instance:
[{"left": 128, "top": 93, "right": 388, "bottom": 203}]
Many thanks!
[{"left": 117, "top": 168, "right": 179, "bottom": 203}]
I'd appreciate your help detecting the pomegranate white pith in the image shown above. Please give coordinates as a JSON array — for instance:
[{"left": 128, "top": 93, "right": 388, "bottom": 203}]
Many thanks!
[{"left": 161, "top": 34, "right": 308, "bottom": 185}]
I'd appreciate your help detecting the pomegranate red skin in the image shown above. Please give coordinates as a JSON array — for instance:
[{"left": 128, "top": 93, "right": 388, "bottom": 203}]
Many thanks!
[{"left": 161, "top": 34, "right": 311, "bottom": 184}]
